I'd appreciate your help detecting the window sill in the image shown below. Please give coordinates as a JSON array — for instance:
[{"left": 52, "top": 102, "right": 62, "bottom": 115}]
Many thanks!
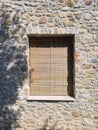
[{"left": 27, "top": 96, "right": 75, "bottom": 102}]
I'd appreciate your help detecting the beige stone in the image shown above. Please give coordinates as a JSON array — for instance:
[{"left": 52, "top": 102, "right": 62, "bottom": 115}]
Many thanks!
[
  {"left": 72, "top": 111, "right": 80, "bottom": 117},
  {"left": 59, "top": 12, "right": 66, "bottom": 18},
  {"left": 83, "top": 79, "right": 91, "bottom": 85},
  {"left": 37, "top": 7, "right": 43, "bottom": 10},
  {"left": 6, "top": 19, "right": 13, "bottom": 25},
  {"left": 67, "top": 21, "right": 75, "bottom": 27},
  {"left": 66, "top": 0, "right": 74, "bottom": 7},
  {"left": 22, "top": 13, "right": 29, "bottom": 20},
  {"left": 14, "top": 123, "right": 23, "bottom": 128},
  {"left": 94, "top": 115, "right": 98, "bottom": 119},
  {"left": 25, "top": 20, "right": 30, "bottom": 25},
  {"left": 0, "top": 12, "right": 3, "bottom": 17},
  {"left": 94, "top": 108, "right": 98, "bottom": 112},
  {"left": 86, "top": 69, "right": 95, "bottom": 75},
  {"left": 48, "top": 13, "right": 55, "bottom": 17},
  {"left": 58, "top": 0, "right": 64, "bottom": 3},
  {"left": 1, "top": 3, "right": 11, "bottom": 8},
  {"left": 0, "top": 116, "right": 3, "bottom": 122},
  {"left": 63, "top": 18, "right": 67, "bottom": 25},
  {"left": 96, "top": 124, "right": 98, "bottom": 128},
  {"left": 82, "top": 64, "right": 92, "bottom": 69},
  {"left": 66, "top": 128, "right": 70, "bottom": 130},
  {"left": 85, "top": 0, "right": 92, "bottom": 6},
  {"left": 15, "top": 2, "right": 22, "bottom": 6},
  {"left": 82, "top": 126, "right": 89, "bottom": 130},
  {"left": 39, "top": 17, "right": 47, "bottom": 24},
  {"left": 86, "top": 34, "right": 93, "bottom": 40},
  {"left": 28, "top": 127, "right": 36, "bottom": 130},
  {"left": 29, "top": 11, "right": 34, "bottom": 16},
  {"left": 79, "top": 29, "right": 87, "bottom": 33},
  {"left": 75, "top": 51, "right": 86, "bottom": 62},
  {"left": 47, "top": 23, "right": 53, "bottom": 27},
  {"left": 83, "top": 118, "right": 93, "bottom": 126},
  {"left": 84, "top": 13, "right": 92, "bottom": 20},
  {"left": 30, "top": 3, "right": 38, "bottom": 7},
  {"left": 76, "top": 126, "right": 82, "bottom": 130},
  {"left": 88, "top": 97, "right": 94, "bottom": 103},
  {"left": 32, "top": 21, "right": 38, "bottom": 26}
]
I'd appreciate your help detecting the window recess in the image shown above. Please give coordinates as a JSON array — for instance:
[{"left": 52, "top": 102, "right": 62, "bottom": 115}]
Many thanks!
[{"left": 29, "top": 36, "right": 75, "bottom": 101}]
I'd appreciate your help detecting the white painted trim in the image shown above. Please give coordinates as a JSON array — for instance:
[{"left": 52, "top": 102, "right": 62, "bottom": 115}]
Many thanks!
[{"left": 27, "top": 96, "right": 75, "bottom": 101}]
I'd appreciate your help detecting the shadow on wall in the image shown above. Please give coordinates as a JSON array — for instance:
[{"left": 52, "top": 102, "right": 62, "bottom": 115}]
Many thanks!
[{"left": 0, "top": 9, "right": 27, "bottom": 129}]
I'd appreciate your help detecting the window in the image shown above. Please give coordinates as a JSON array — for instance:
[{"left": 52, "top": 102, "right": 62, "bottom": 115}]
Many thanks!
[{"left": 29, "top": 36, "right": 74, "bottom": 100}]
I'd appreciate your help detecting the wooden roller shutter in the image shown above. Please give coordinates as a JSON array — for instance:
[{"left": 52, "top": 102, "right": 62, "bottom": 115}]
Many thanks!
[{"left": 29, "top": 37, "right": 73, "bottom": 96}]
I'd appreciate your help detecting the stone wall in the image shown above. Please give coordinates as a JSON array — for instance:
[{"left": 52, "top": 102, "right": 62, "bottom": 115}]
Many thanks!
[{"left": 0, "top": 0, "right": 98, "bottom": 130}]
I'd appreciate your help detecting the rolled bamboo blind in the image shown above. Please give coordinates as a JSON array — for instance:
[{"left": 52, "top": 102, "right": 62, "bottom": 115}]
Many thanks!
[{"left": 29, "top": 37, "right": 71, "bottom": 96}]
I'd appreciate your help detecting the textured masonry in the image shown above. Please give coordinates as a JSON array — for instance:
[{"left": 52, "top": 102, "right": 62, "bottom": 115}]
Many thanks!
[{"left": 0, "top": 0, "right": 98, "bottom": 130}]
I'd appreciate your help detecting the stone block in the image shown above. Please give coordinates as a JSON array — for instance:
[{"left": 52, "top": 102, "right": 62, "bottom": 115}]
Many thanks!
[
  {"left": 58, "top": 0, "right": 64, "bottom": 3},
  {"left": 72, "top": 111, "right": 80, "bottom": 117},
  {"left": 59, "top": 12, "right": 66, "bottom": 18},
  {"left": 65, "top": 0, "right": 74, "bottom": 7},
  {"left": 85, "top": 0, "right": 92, "bottom": 6},
  {"left": 39, "top": 17, "right": 47, "bottom": 24},
  {"left": 22, "top": 13, "right": 29, "bottom": 20},
  {"left": 0, "top": 12, "right": 3, "bottom": 17}
]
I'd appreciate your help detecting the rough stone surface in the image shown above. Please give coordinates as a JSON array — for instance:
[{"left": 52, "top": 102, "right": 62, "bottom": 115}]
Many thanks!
[
  {"left": 0, "top": 0, "right": 98, "bottom": 130},
  {"left": 85, "top": 0, "right": 92, "bottom": 6},
  {"left": 22, "top": 13, "right": 29, "bottom": 20},
  {"left": 39, "top": 17, "right": 47, "bottom": 24}
]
